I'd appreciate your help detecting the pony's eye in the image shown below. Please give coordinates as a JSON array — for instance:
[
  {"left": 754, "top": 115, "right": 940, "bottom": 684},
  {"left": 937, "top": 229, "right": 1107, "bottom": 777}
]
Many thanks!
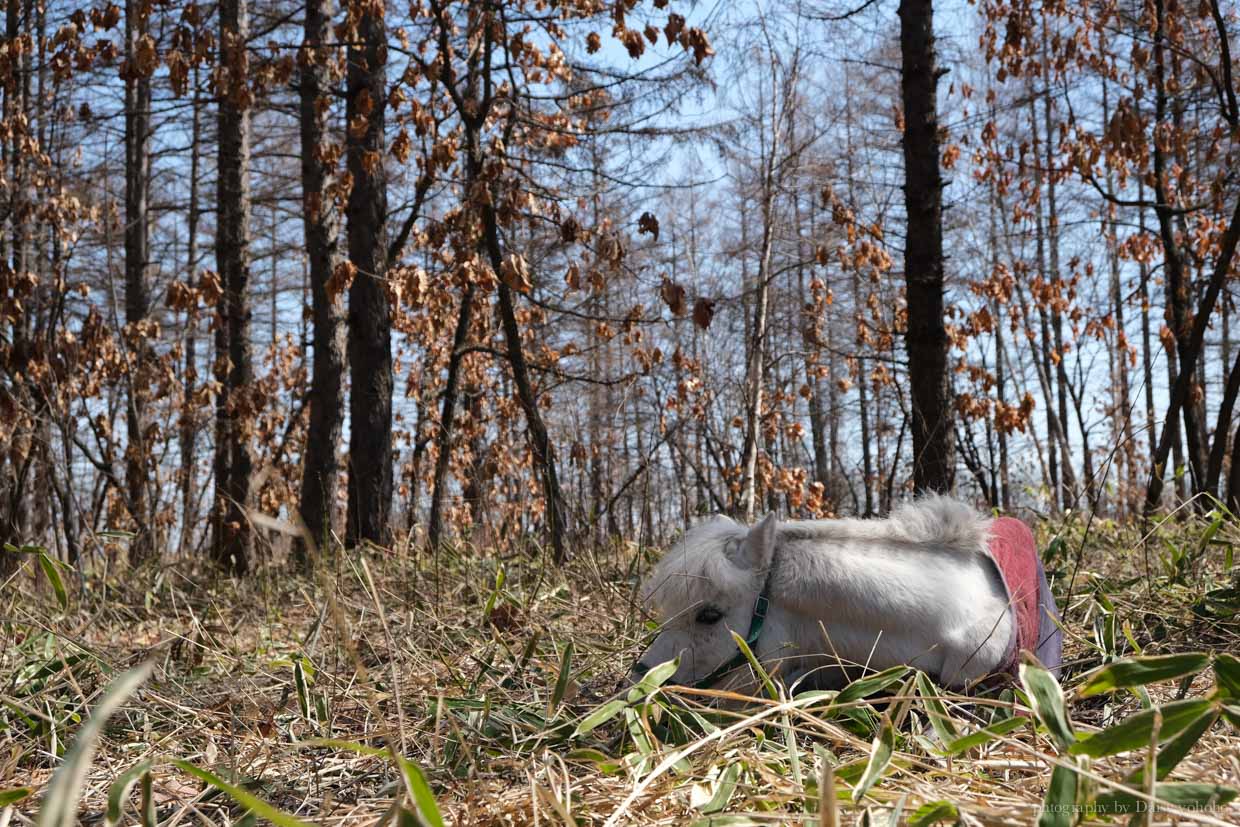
[{"left": 695, "top": 606, "right": 723, "bottom": 625}]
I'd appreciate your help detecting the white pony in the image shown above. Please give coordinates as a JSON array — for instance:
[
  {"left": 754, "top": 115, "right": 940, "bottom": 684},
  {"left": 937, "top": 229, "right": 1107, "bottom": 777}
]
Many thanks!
[{"left": 633, "top": 496, "right": 1061, "bottom": 693}]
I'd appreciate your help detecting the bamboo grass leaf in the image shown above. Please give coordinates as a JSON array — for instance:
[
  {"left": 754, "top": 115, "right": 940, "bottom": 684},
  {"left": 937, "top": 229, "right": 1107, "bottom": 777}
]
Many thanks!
[
  {"left": 852, "top": 713, "right": 894, "bottom": 803},
  {"left": 573, "top": 699, "right": 628, "bottom": 737},
  {"left": 908, "top": 799, "right": 958, "bottom": 826},
  {"left": 1214, "top": 653, "right": 1240, "bottom": 699},
  {"left": 699, "top": 762, "right": 742, "bottom": 814},
  {"left": 937, "top": 716, "right": 1025, "bottom": 756},
  {"left": 105, "top": 760, "right": 154, "bottom": 827},
  {"left": 1037, "top": 761, "right": 1079, "bottom": 827},
  {"left": 1125, "top": 707, "right": 1220, "bottom": 785},
  {"left": 836, "top": 666, "right": 910, "bottom": 706},
  {"left": 1090, "top": 782, "right": 1237, "bottom": 815},
  {"left": 1019, "top": 660, "right": 1075, "bottom": 751},
  {"left": 37, "top": 662, "right": 152, "bottom": 827},
  {"left": 730, "top": 630, "right": 778, "bottom": 700},
  {"left": 1078, "top": 653, "right": 1210, "bottom": 697},
  {"left": 37, "top": 552, "right": 68, "bottom": 611},
  {"left": 1069, "top": 699, "right": 1213, "bottom": 758},
  {"left": 172, "top": 760, "right": 314, "bottom": 827},
  {"left": 547, "top": 641, "right": 574, "bottom": 717},
  {"left": 914, "top": 671, "right": 959, "bottom": 743},
  {"left": 0, "top": 788, "right": 32, "bottom": 807}
]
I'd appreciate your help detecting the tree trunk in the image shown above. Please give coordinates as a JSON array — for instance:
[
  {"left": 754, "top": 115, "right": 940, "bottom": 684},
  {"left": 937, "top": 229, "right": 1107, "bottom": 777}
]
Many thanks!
[
  {"left": 1027, "top": 95, "right": 1076, "bottom": 510},
  {"left": 1144, "top": 191, "right": 1240, "bottom": 513},
  {"left": 986, "top": 179, "right": 1011, "bottom": 510},
  {"left": 124, "top": 0, "right": 153, "bottom": 564},
  {"left": 296, "top": 0, "right": 346, "bottom": 560},
  {"left": 1149, "top": 0, "right": 1209, "bottom": 504},
  {"left": 427, "top": 285, "right": 474, "bottom": 550},
  {"left": 1042, "top": 21, "right": 1087, "bottom": 510},
  {"left": 211, "top": 0, "right": 255, "bottom": 574},
  {"left": 1138, "top": 184, "right": 1158, "bottom": 475},
  {"left": 344, "top": 1, "right": 392, "bottom": 548},
  {"left": 1102, "top": 78, "right": 1138, "bottom": 517},
  {"left": 180, "top": 64, "right": 202, "bottom": 555},
  {"left": 1228, "top": 420, "right": 1240, "bottom": 514},
  {"left": 1167, "top": 343, "right": 1188, "bottom": 504},
  {"left": 1205, "top": 348, "right": 1240, "bottom": 498},
  {"left": 1110, "top": 221, "right": 1136, "bottom": 515},
  {"left": 898, "top": 0, "right": 953, "bottom": 494},
  {"left": 482, "top": 211, "right": 569, "bottom": 561},
  {"left": 854, "top": 270, "right": 875, "bottom": 517},
  {"left": 739, "top": 173, "right": 778, "bottom": 521}
]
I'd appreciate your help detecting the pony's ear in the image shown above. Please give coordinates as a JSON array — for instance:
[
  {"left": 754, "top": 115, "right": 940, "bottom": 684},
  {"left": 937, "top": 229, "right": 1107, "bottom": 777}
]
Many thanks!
[{"left": 737, "top": 513, "right": 777, "bottom": 571}]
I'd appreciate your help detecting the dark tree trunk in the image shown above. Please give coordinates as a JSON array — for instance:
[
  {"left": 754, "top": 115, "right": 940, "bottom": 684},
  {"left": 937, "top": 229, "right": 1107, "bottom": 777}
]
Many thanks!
[
  {"left": 428, "top": 285, "right": 474, "bottom": 550},
  {"left": 1138, "top": 191, "right": 1158, "bottom": 475},
  {"left": 1111, "top": 225, "right": 1137, "bottom": 514},
  {"left": 1144, "top": 193, "right": 1240, "bottom": 514},
  {"left": 1148, "top": 0, "right": 1210, "bottom": 509},
  {"left": 1027, "top": 95, "right": 1076, "bottom": 510},
  {"left": 1167, "top": 346, "right": 1189, "bottom": 504},
  {"left": 211, "top": 0, "right": 255, "bottom": 574},
  {"left": 1228, "top": 420, "right": 1240, "bottom": 514},
  {"left": 1205, "top": 349, "right": 1240, "bottom": 499},
  {"left": 481, "top": 211, "right": 569, "bottom": 561},
  {"left": 344, "top": 2, "right": 392, "bottom": 548},
  {"left": 180, "top": 65, "right": 202, "bottom": 555},
  {"left": 124, "top": 0, "right": 153, "bottom": 564},
  {"left": 898, "top": 0, "right": 953, "bottom": 494},
  {"left": 296, "top": 0, "right": 346, "bottom": 560},
  {"left": 0, "top": 0, "right": 17, "bottom": 580}
]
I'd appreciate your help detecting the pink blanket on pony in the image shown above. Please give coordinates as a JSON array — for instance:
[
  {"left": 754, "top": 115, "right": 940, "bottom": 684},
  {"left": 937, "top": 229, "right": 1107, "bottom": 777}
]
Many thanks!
[{"left": 987, "top": 517, "right": 1063, "bottom": 678}]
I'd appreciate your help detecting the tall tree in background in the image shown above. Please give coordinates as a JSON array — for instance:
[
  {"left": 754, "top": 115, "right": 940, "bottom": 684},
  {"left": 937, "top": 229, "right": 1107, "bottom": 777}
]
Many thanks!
[
  {"left": 344, "top": 0, "right": 392, "bottom": 547},
  {"left": 297, "top": 0, "right": 346, "bottom": 558},
  {"left": 737, "top": 32, "right": 796, "bottom": 522},
  {"left": 180, "top": 63, "right": 204, "bottom": 554},
  {"left": 123, "top": 0, "right": 153, "bottom": 562},
  {"left": 1137, "top": 0, "right": 1240, "bottom": 514},
  {"left": 898, "top": 0, "right": 953, "bottom": 494},
  {"left": 212, "top": 0, "right": 256, "bottom": 573},
  {"left": 0, "top": 0, "right": 26, "bottom": 579}
]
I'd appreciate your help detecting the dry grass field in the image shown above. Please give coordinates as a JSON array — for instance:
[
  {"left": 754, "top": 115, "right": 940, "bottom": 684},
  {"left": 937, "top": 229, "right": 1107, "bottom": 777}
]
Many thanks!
[{"left": 2, "top": 510, "right": 1239, "bottom": 826}]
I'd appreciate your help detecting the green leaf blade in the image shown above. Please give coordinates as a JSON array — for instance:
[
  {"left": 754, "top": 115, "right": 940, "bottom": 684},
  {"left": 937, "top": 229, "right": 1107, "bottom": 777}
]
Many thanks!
[
  {"left": 1078, "top": 653, "right": 1210, "bottom": 697},
  {"left": 851, "top": 714, "right": 894, "bottom": 803},
  {"left": 171, "top": 760, "right": 314, "bottom": 827},
  {"left": 37, "top": 552, "right": 68, "bottom": 611},
  {"left": 37, "top": 662, "right": 153, "bottom": 827},
  {"left": 106, "top": 760, "right": 154, "bottom": 827},
  {"left": 1069, "top": 699, "right": 1214, "bottom": 758},
  {"left": 1037, "top": 761, "right": 1079, "bottom": 827},
  {"left": 1019, "top": 660, "right": 1075, "bottom": 751}
]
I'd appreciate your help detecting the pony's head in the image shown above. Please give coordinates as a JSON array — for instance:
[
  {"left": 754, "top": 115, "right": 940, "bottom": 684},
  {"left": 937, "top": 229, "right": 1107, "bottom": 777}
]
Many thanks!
[{"left": 632, "top": 513, "right": 777, "bottom": 689}]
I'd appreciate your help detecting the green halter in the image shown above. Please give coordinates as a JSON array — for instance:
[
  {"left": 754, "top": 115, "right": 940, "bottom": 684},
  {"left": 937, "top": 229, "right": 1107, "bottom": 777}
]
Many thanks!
[{"left": 692, "top": 584, "right": 773, "bottom": 690}]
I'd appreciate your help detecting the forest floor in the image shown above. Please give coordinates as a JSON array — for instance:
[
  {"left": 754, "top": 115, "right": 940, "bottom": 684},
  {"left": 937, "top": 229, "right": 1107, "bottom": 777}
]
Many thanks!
[{"left": 2, "top": 510, "right": 1240, "bottom": 826}]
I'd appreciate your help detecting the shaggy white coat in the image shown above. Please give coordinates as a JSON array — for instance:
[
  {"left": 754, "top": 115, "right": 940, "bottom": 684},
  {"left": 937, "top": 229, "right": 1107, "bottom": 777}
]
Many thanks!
[{"left": 636, "top": 496, "right": 1014, "bottom": 692}]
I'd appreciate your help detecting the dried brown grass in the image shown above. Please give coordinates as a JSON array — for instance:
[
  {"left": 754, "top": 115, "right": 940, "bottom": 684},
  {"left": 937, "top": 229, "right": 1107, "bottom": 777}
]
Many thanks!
[{"left": 0, "top": 513, "right": 1237, "bottom": 826}]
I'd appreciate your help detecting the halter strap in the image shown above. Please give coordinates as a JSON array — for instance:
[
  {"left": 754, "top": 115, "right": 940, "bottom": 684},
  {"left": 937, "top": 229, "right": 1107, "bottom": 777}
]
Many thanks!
[{"left": 693, "top": 573, "right": 774, "bottom": 690}]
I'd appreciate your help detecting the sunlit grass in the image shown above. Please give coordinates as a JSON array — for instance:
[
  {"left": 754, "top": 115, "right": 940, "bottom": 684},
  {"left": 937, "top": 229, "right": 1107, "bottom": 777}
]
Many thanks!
[{"left": 1, "top": 510, "right": 1238, "bottom": 825}]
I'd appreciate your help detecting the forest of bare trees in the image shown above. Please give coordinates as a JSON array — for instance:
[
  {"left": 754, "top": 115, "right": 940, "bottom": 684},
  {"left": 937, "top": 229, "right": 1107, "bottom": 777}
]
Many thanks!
[{"left": 2, "top": 0, "right": 1240, "bottom": 575}]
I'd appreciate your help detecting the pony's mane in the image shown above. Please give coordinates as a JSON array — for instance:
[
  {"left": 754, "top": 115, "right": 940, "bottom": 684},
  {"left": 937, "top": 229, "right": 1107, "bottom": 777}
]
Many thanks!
[
  {"left": 640, "top": 496, "right": 992, "bottom": 620},
  {"left": 777, "top": 495, "right": 992, "bottom": 556},
  {"left": 640, "top": 515, "right": 752, "bottom": 620}
]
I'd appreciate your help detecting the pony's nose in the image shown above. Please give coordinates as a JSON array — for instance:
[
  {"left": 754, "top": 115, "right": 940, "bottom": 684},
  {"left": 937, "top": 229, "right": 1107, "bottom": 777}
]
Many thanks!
[{"left": 630, "top": 661, "right": 651, "bottom": 679}]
